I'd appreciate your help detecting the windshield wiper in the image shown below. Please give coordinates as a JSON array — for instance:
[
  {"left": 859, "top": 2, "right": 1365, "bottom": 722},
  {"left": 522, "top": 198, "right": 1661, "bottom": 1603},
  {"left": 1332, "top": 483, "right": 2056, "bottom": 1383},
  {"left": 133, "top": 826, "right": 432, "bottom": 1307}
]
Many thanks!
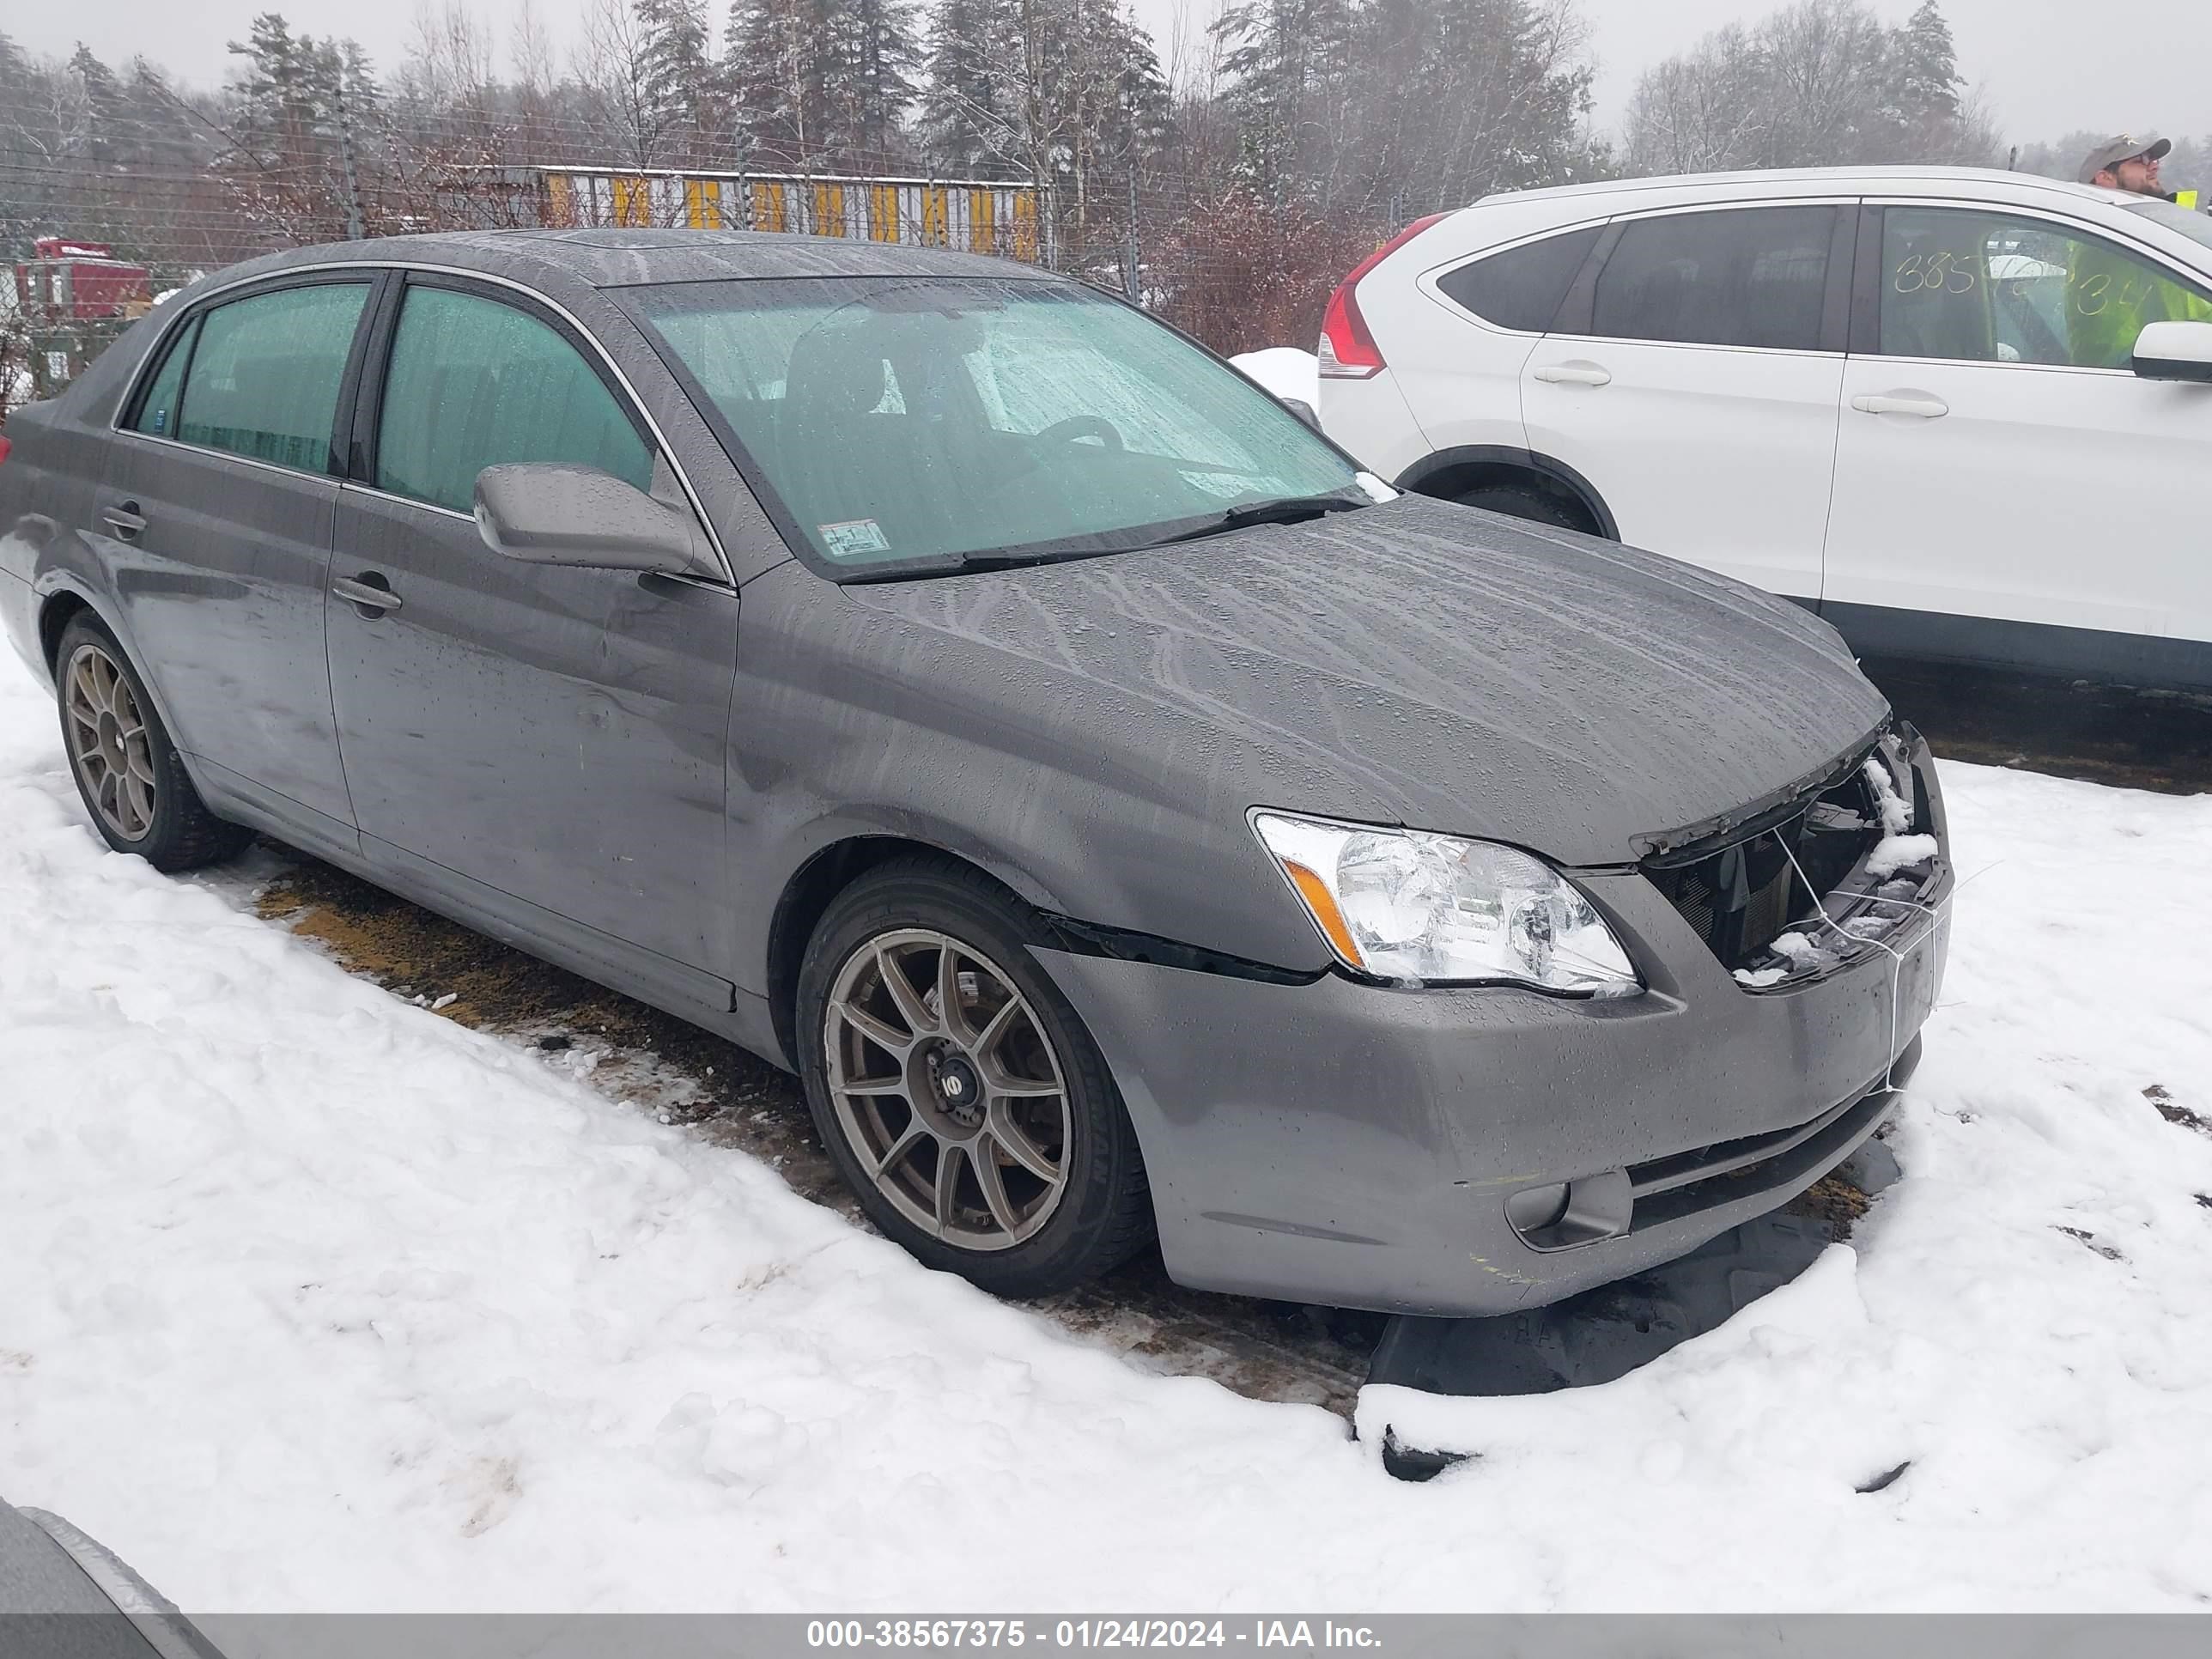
[{"left": 1150, "top": 493, "right": 1371, "bottom": 545}]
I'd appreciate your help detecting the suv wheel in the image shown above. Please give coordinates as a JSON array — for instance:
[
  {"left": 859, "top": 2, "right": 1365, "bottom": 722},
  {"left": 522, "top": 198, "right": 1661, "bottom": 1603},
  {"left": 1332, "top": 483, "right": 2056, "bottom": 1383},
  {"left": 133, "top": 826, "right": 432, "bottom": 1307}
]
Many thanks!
[
  {"left": 55, "top": 614, "right": 251, "bottom": 872},
  {"left": 796, "top": 858, "right": 1153, "bottom": 1297}
]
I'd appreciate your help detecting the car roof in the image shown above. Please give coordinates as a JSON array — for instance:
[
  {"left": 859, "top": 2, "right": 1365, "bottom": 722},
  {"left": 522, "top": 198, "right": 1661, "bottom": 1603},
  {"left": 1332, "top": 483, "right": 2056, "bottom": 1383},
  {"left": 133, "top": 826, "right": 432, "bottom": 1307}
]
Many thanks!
[
  {"left": 182, "top": 228, "right": 1055, "bottom": 302},
  {"left": 1472, "top": 166, "right": 2136, "bottom": 213}
]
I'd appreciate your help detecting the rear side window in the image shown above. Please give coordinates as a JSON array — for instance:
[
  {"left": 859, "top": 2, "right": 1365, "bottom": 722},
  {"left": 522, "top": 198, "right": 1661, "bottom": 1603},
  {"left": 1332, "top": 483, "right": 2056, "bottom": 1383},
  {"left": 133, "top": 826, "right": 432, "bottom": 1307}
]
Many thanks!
[
  {"left": 173, "top": 283, "right": 371, "bottom": 473},
  {"left": 1593, "top": 207, "right": 1838, "bottom": 351},
  {"left": 374, "top": 285, "right": 653, "bottom": 514},
  {"left": 129, "top": 313, "right": 199, "bottom": 439},
  {"left": 1436, "top": 227, "right": 1601, "bottom": 332}
]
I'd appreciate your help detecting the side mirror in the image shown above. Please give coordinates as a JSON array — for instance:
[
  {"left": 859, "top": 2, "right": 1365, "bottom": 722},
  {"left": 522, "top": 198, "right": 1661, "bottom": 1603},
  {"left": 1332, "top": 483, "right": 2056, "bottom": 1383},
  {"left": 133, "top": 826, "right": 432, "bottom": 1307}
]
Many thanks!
[
  {"left": 473, "top": 463, "right": 718, "bottom": 576},
  {"left": 1279, "top": 396, "right": 1322, "bottom": 430},
  {"left": 2131, "top": 319, "right": 2212, "bottom": 383}
]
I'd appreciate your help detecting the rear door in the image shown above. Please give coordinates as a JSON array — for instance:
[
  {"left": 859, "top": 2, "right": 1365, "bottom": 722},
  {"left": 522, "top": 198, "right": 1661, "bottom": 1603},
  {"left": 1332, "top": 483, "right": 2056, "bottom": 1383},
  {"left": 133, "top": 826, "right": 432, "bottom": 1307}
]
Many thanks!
[
  {"left": 1389, "top": 222, "right": 1605, "bottom": 463},
  {"left": 1824, "top": 201, "right": 2212, "bottom": 678},
  {"left": 1521, "top": 202, "right": 1856, "bottom": 604},
  {"left": 95, "top": 275, "right": 376, "bottom": 850},
  {"left": 325, "top": 273, "right": 742, "bottom": 1010}
]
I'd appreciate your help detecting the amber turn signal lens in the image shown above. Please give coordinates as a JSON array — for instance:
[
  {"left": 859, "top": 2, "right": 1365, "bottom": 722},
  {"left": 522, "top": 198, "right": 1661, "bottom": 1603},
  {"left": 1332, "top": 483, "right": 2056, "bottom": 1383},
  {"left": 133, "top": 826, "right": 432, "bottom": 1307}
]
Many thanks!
[{"left": 1284, "top": 860, "right": 1366, "bottom": 969}]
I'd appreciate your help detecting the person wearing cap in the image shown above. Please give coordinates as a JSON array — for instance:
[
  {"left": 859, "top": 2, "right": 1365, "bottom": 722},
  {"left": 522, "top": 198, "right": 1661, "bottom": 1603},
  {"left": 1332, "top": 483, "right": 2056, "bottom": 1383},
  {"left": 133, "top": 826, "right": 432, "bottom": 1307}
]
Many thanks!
[
  {"left": 2064, "top": 135, "right": 2212, "bottom": 367},
  {"left": 2078, "top": 134, "right": 2176, "bottom": 198}
]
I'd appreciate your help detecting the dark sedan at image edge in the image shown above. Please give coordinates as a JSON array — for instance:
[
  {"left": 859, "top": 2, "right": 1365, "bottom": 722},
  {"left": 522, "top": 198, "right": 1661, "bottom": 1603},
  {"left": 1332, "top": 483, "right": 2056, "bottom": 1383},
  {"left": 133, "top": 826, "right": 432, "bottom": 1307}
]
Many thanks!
[{"left": 0, "top": 229, "right": 1951, "bottom": 1319}]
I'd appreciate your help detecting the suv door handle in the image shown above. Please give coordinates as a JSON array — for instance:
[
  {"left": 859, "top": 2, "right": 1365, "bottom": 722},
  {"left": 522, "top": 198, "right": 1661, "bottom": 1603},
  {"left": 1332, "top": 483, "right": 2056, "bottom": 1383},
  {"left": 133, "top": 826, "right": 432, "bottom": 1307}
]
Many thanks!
[
  {"left": 332, "top": 574, "right": 403, "bottom": 615},
  {"left": 1851, "top": 393, "right": 1949, "bottom": 418},
  {"left": 1533, "top": 364, "right": 1613, "bottom": 387},
  {"left": 101, "top": 501, "right": 147, "bottom": 539}
]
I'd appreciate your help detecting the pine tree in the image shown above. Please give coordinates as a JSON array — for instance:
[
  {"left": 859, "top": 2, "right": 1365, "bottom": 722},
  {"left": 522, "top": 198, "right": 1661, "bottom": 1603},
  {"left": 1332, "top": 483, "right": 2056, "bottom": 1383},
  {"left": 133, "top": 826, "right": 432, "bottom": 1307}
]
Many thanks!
[
  {"left": 227, "top": 13, "right": 322, "bottom": 170},
  {"left": 837, "top": 0, "right": 921, "bottom": 167},
  {"left": 1894, "top": 0, "right": 1961, "bottom": 124},
  {"left": 726, "top": 0, "right": 829, "bottom": 166},
  {"left": 920, "top": 0, "right": 1015, "bottom": 170},
  {"left": 727, "top": 0, "right": 918, "bottom": 169},
  {"left": 636, "top": 0, "right": 720, "bottom": 166}
]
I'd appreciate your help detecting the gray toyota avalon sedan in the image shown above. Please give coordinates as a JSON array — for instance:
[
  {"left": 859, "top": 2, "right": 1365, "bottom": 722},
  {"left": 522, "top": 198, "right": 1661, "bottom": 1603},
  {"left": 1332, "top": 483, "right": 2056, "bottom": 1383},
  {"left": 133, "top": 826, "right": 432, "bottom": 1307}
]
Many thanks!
[{"left": 0, "top": 230, "right": 1949, "bottom": 1317}]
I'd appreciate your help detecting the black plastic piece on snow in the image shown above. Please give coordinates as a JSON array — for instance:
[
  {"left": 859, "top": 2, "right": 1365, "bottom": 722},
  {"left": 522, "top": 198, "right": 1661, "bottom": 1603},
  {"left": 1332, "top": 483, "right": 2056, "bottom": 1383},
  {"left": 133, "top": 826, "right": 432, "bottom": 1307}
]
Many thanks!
[
  {"left": 1377, "top": 1428, "right": 1473, "bottom": 1484},
  {"left": 1856, "top": 1460, "right": 1912, "bottom": 1493},
  {"left": 1368, "top": 1212, "right": 1837, "bottom": 1405},
  {"left": 1364, "top": 1141, "right": 1907, "bottom": 1479}
]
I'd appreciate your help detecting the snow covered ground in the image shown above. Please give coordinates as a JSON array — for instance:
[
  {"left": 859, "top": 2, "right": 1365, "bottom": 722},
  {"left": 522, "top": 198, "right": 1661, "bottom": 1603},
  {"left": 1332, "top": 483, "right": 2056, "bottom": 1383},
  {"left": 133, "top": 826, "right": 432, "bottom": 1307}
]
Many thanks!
[{"left": 4, "top": 653, "right": 2212, "bottom": 1612}]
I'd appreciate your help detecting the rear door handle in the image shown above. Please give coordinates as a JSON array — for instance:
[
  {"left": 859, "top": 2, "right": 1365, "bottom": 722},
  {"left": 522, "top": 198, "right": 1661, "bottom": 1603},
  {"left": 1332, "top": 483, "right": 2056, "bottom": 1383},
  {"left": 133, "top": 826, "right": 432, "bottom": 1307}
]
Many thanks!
[
  {"left": 1533, "top": 364, "right": 1613, "bottom": 387},
  {"left": 1851, "top": 393, "right": 1949, "bottom": 418},
  {"left": 101, "top": 501, "right": 147, "bottom": 539},
  {"left": 332, "top": 574, "right": 403, "bottom": 615}
]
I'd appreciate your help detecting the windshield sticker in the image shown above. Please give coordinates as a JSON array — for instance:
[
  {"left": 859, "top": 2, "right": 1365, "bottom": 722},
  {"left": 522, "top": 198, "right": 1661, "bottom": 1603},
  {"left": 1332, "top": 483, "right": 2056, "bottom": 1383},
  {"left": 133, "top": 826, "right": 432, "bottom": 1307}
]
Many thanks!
[
  {"left": 818, "top": 519, "right": 892, "bottom": 559},
  {"left": 1177, "top": 471, "right": 1273, "bottom": 501}
]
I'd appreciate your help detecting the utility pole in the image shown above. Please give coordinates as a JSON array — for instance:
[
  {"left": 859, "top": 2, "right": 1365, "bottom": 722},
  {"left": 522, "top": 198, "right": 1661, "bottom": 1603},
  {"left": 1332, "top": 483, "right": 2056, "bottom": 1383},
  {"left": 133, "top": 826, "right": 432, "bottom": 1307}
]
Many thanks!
[
  {"left": 333, "top": 70, "right": 366, "bottom": 240},
  {"left": 1124, "top": 155, "right": 1140, "bottom": 301}
]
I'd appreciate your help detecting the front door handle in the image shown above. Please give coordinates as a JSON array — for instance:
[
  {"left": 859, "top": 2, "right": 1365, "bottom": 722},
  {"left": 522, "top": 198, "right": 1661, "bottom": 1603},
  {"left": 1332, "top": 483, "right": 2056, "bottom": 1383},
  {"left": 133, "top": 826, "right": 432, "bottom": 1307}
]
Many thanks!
[
  {"left": 1851, "top": 392, "right": 1949, "bottom": 418},
  {"left": 101, "top": 501, "right": 147, "bottom": 539},
  {"left": 332, "top": 574, "right": 403, "bottom": 615},
  {"left": 1533, "top": 363, "right": 1613, "bottom": 387}
]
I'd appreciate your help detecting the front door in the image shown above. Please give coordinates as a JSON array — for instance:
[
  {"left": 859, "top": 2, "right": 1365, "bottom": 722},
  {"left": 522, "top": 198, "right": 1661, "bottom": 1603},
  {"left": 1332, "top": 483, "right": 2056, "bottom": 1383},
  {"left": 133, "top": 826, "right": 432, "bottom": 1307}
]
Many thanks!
[
  {"left": 96, "top": 277, "right": 375, "bottom": 847},
  {"left": 325, "top": 276, "right": 742, "bottom": 1008},
  {"left": 1521, "top": 203, "right": 1853, "bottom": 604},
  {"left": 1824, "top": 203, "right": 2212, "bottom": 678}
]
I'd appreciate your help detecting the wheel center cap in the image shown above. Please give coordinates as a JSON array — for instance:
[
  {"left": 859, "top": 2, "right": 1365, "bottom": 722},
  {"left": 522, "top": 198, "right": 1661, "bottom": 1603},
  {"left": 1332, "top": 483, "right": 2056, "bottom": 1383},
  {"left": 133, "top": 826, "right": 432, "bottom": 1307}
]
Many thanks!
[{"left": 933, "top": 1053, "right": 984, "bottom": 1127}]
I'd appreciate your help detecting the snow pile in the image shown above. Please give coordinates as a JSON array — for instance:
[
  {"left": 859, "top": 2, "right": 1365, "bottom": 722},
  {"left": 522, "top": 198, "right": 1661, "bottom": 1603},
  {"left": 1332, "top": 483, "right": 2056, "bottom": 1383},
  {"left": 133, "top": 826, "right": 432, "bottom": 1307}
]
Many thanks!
[
  {"left": 1230, "top": 347, "right": 1320, "bottom": 409},
  {"left": 4, "top": 658, "right": 2212, "bottom": 1610}
]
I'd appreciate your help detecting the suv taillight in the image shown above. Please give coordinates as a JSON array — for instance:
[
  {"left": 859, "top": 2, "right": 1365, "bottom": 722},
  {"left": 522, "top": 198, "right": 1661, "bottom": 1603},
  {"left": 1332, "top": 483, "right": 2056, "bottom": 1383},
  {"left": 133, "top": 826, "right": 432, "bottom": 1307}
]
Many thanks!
[
  {"left": 1318, "top": 213, "right": 1449, "bottom": 380},
  {"left": 0, "top": 434, "right": 11, "bottom": 467}
]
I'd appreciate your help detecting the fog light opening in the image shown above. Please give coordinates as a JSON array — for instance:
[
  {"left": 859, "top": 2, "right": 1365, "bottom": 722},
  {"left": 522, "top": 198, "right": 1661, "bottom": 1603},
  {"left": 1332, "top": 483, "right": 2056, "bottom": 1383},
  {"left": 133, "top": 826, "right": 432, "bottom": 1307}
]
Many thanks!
[{"left": 1504, "top": 1169, "right": 1632, "bottom": 1252}]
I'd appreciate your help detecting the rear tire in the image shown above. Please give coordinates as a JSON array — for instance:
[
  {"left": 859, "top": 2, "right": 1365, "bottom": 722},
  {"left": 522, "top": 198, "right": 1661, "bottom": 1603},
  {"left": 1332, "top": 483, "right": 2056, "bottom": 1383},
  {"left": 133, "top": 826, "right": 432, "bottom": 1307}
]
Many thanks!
[
  {"left": 1452, "top": 481, "right": 1595, "bottom": 535},
  {"left": 54, "top": 614, "right": 251, "bottom": 872},
  {"left": 796, "top": 856, "right": 1154, "bottom": 1297}
]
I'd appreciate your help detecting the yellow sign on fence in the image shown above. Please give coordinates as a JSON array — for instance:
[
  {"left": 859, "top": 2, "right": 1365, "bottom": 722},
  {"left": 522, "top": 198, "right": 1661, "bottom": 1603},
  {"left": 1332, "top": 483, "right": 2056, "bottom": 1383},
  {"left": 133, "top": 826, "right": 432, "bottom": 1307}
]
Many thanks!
[{"left": 538, "top": 168, "right": 1045, "bottom": 263}]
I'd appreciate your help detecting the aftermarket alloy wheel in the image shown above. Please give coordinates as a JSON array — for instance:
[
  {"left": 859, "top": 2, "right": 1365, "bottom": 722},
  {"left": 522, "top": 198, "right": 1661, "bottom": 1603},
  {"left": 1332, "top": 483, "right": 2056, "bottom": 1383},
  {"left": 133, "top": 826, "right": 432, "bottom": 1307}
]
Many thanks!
[
  {"left": 54, "top": 615, "right": 251, "bottom": 872},
  {"left": 797, "top": 860, "right": 1153, "bottom": 1297}
]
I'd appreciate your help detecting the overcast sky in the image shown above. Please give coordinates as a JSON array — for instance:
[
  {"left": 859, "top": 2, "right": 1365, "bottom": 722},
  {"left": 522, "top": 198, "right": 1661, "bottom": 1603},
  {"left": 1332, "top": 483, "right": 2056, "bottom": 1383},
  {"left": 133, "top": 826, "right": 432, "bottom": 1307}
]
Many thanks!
[{"left": 9, "top": 0, "right": 2208, "bottom": 153}]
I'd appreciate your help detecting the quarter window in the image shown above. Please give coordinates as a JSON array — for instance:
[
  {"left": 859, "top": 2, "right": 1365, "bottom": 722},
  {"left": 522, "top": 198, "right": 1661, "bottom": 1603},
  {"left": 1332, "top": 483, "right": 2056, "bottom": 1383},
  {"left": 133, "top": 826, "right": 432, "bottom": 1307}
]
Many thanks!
[
  {"left": 374, "top": 285, "right": 653, "bottom": 514},
  {"left": 1593, "top": 207, "right": 1838, "bottom": 351},
  {"left": 1879, "top": 206, "right": 2212, "bottom": 369},
  {"left": 171, "top": 283, "right": 372, "bottom": 473},
  {"left": 129, "top": 313, "right": 200, "bottom": 440},
  {"left": 1436, "top": 226, "right": 1602, "bottom": 333}
]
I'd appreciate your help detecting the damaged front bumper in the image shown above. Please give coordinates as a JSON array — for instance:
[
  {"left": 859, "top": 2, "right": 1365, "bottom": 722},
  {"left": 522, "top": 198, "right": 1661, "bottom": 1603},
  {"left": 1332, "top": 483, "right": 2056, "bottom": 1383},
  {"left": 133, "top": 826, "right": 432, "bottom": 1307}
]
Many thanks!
[{"left": 1034, "top": 732, "right": 1950, "bottom": 1318}]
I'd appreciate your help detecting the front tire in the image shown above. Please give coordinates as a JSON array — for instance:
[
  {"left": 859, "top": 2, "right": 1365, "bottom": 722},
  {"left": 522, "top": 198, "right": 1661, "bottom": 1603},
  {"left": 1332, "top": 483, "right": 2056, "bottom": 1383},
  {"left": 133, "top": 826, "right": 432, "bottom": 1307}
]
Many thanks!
[
  {"left": 55, "top": 614, "right": 251, "bottom": 872},
  {"left": 796, "top": 857, "right": 1153, "bottom": 1297},
  {"left": 1452, "top": 481, "right": 1594, "bottom": 535}
]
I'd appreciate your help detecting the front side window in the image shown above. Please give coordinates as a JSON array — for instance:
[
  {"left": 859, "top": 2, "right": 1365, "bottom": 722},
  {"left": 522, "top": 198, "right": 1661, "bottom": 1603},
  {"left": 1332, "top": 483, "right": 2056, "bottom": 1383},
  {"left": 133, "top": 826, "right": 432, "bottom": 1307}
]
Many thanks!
[
  {"left": 375, "top": 285, "right": 654, "bottom": 514},
  {"left": 1593, "top": 206, "right": 1838, "bottom": 351},
  {"left": 1436, "top": 226, "right": 1602, "bottom": 333},
  {"left": 171, "top": 283, "right": 371, "bottom": 473},
  {"left": 2124, "top": 198, "right": 2212, "bottom": 256},
  {"left": 625, "top": 277, "right": 1364, "bottom": 573},
  {"left": 1881, "top": 206, "right": 2212, "bottom": 369}
]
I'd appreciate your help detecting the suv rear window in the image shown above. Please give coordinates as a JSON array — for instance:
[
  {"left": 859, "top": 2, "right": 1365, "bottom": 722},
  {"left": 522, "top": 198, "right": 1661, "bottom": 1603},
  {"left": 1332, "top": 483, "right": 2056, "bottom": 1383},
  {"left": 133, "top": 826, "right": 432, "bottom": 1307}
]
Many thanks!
[
  {"left": 1592, "top": 207, "right": 1837, "bottom": 351},
  {"left": 1435, "top": 226, "right": 1601, "bottom": 333}
]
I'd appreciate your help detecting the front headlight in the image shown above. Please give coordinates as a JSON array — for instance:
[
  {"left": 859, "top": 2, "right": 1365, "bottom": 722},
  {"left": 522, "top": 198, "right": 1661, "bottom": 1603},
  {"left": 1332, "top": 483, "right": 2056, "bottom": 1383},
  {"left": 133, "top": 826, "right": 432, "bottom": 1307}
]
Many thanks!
[{"left": 1250, "top": 810, "right": 1642, "bottom": 996}]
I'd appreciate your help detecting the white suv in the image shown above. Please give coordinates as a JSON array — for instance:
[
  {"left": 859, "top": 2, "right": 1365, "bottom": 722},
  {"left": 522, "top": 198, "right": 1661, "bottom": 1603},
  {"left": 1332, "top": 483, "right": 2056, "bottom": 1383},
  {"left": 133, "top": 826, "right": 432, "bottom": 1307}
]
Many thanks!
[{"left": 1321, "top": 166, "right": 2212, "bottom": 690}]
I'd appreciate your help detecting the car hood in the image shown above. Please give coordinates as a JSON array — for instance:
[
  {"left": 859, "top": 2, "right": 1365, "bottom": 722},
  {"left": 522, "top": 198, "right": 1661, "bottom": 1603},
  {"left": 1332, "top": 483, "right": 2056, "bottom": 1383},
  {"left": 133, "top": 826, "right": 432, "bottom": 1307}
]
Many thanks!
[{"left": 829, "top": 495, "right": 1887, "bottom": 870}]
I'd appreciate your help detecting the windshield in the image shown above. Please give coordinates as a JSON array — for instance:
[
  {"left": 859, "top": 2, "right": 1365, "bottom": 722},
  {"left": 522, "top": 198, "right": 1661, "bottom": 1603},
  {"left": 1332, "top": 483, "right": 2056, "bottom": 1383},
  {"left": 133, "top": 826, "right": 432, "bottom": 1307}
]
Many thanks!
[
  {"left": 623, "top": 276, "right": 1364, "bottom": 574},
  {"left": 2124, "top": 198, "right": 2212, "bottom": 255}
]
